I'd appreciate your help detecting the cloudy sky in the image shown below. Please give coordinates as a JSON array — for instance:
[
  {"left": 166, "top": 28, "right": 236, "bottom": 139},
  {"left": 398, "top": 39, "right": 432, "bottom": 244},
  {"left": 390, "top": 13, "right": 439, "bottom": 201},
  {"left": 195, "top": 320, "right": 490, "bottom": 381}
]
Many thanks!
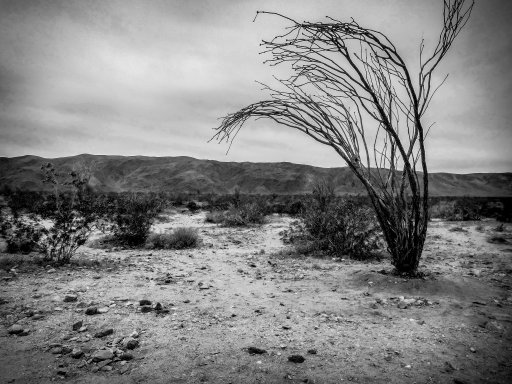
[{"left": 0, "top": 0, "right": 511, "bottom": 173}]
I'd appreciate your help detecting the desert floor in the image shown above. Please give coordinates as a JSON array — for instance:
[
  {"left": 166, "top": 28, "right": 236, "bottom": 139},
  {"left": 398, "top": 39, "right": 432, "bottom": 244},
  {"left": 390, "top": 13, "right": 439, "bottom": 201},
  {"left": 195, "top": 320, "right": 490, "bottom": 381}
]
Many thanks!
[{"left": 0, "top": 212, "right": 511, "bottom": 384}]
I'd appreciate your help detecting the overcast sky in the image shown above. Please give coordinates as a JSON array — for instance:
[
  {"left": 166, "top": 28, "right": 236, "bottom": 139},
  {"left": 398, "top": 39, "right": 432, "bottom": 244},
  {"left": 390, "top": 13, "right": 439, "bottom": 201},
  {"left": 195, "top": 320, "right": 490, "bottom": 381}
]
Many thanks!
[{"left": 0, "top": 0, "right": 511, "bottom": 173}]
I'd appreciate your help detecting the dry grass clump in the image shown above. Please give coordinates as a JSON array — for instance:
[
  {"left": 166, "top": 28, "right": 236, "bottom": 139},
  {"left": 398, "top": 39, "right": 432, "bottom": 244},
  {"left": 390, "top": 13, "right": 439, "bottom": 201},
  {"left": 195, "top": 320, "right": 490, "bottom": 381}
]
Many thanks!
[{"left": 145, "top": 227, "right": 200, "bottom": 250}]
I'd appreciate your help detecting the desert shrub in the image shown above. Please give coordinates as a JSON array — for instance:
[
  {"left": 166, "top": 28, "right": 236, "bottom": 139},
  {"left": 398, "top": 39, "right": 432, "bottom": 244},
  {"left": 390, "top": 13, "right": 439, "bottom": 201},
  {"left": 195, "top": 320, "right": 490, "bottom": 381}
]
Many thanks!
[
  {"left": 111, "top": 193, "right": 163, "bottom": 246},
  {"left": 146, "top": 227, "right": 200, "bottom": 249},
  {"left": 1, "top": 216, "right": 44, "bottom": 254},
  {"left": 287, "top": 199, "right": 305, "bottom": 216},
  {"left": 186, "top": 201, "right": 199, "bottom": 212},
  {"left": 222, "top": 202, "right": 267, "bottom": 226},
  {"left": 284, "top": 181, "right": 382, "bottom": 260},
  {"left": 205, "top": 210, "right": 225, "bottom": 224},
  {"left": 36, "top": 163, "right": 99, "bottom": 264}
]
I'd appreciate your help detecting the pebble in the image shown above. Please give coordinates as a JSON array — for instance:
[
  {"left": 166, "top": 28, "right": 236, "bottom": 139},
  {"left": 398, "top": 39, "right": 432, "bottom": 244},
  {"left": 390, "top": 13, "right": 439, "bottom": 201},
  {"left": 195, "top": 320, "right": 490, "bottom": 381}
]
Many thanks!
[
  {"left": 139, "top": 299, "right": 152, "bottom": 306},
  {"left": 8, "top": 324, "right": 24, "bottom": 335},
  {"left": 247, "top": 346, "right": 267, "bottom": 355},
  {"left": 122, "top": 337, "right": 139, "bottom": 350},
  {"left": 94, "top": 328, "right": 114, "bottom": 338},
  {"left": 97, "top": 307, "right": 109, "bottom": 314},
  {"left": 85, "top": 307, "right": 98, "bottom": 315},
  {"left": 64, "top": 294, "right": 78, "bottom": 303},
  {"left": 288, "top": 355, "right": 305, "bottom": 363},
  {"left": 307, "top": 349, "right": 317, "bottom": 355},
  {"left": 92, "top": 349, "right": 114, "bottom": 362},
  {"left": 72, "top": 321, "right": 83, "bottom": 331},
  {"left": 140, "top": 305, "right": 153, "bottom": 313},
  {"left": 71, "top": 348, "right": 83, "bottom": 358}
]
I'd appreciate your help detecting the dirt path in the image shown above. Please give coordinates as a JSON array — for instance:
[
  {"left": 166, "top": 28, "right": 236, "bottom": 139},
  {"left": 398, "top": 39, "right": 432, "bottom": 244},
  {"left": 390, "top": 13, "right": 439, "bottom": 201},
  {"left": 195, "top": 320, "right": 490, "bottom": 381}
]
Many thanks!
[{"left": 1, "top": 213, "right": 511, "bottom": 383}]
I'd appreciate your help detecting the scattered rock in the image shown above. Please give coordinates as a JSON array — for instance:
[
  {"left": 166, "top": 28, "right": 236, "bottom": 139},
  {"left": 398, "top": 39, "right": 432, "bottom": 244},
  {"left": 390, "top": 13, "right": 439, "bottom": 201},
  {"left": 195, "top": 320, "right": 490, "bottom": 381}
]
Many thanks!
[
  {"left": 85, "top": 307, "right": 98, "bottom": 315},
  {"left": 485, "top": 321, "right": 505, "bottom": 333},
  {"left": 119, "top": 352, "right": 134, "bottom": 361},
  {"left": 139, "top": 299, "right": 152, "bottom": 306},
  {"left": 8, "top": 324, "right": 24, "bottom": 335},
  {"left": 92, "top": 349, "right": 114, "bottom": 362},
  {"left": 140, "top": 305, "right": 153, "bottom": 313},
  {"left": 94, "top": 328, "right": 114, "bottom": 338},
  {"left": 64, "top": 294, "right": 78, "bottom": 302},
  {"left": 97, "top": 307, "right": 109, "bottom": 314},
  {"left": 71, "top": 348, "right": 83, "bottom": 358},
  {"left": 247, "top": 346, "right": 267, "bottom": 355},
  {"left": 469, "top": 347, "right": 476, "bottom": 353},
  {"left": 443, "top": 361, "right": 456, "bottom": 373},
  {"left": 50, "top": 347, "right": 63, "bottom": 354},
  {"left": 153, "top": 302, "right": 162, "bottom": 311},
  {"left": 122, "top": 337, "right": 139, "bottom": 350},
  {"left": 288, "top": 355, "right": 305, "bottom": 363},
  {"left": 307, "top": 349, "right": 317, "bottom": 355},
  {"left": 72, "top": 320, "right": 83, "bottom": 331},
  {"left": 397, "top": 301, "right": 408, "bottom": 309}
]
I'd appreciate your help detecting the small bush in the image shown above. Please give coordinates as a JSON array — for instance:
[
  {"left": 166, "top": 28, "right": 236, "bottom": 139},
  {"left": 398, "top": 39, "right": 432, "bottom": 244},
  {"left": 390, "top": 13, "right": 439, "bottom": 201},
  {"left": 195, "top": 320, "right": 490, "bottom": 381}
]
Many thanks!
[
  {"left": 1, "top": 217, "right": 44, "bottom": 254},
  {"left": 145, "top": 227, "right": 200, "bottom": 249},
  {"left": 205, "top": 211, "right": 225, "bottom": 224},
  {"left": 285, "top": 181, "right": 382, "bottom": 260},
  {"left": 111, "top": 193, "right": 163, "bottom": 246}
]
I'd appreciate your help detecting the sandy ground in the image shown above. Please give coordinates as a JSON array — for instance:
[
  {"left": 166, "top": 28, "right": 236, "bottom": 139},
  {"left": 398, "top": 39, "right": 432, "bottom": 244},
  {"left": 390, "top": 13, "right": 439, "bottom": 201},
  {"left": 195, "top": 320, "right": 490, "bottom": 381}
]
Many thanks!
[{"left": 0, "top": 212, "right": 511, "bottom": 384}]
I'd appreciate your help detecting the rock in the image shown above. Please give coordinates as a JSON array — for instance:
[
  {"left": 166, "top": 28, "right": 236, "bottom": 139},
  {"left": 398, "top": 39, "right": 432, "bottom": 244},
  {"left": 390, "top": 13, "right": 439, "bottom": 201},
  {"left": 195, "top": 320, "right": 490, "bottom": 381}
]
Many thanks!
[
  {"left": 61, "top": 346, "right": 73, "bottom": 355},
  {"left": 47, "top": 268, "right": 56, "bottom": 273},
  {"left": 78, "top": 326, "right": 88, "bottom": 332},
  {"left": 94, "top": 328, "right": 114, "bottom": 338},
  {"left": 50, "top": 347, "right": 63, "bottom": 354},
  {"left": 72, "top": 320, "right": 83, "bottom": 331},
  {"left": 32, "top": 314, "right": 44, "bottom": 320},
  {"left": 119, "top": 352, "right": 134, "bottom": 360},
  {"left": 397, "top": 301, "right": 408, "bottom": 309},
  {"left": 307, "top": 349, "right": 317, "bottom": 355},
  {"left": 71, "top": 348, "right": 83, "bottom": 358},
  {"left": 288, "top": 355, "right": 305, "bottom": 363},
  {"left": 122, "top": 337, "right": 139, "bottom": 350},
  {"left": 92, "top": 349, "right": 114, "bottom": 362},
  {"left": 19, "top": 329, "right": 30, "bottom": 336},
  {"left": 130, "top": 331, "right": 139, "bottom": 338},
  {"left": 97, "top": 307, "right": 109, "bottom": 314},
  {"left": 97, "top": 360, "right": 111, "bottom": 369},
  {"left": 64, "top": 294, "right": 78, "bottom": 302},
  {"left": 85, "top": 307, "right": 98, "bottom": 315},
  {"left": 153, "top": 302, "right": 162, "bottom": 311},
  {"left": 247, "top": 346, "right": 267, "bottom": 355},
  {"left": 443, "top": 361, "right": 456, "bottom": 373},
  {"left": 470, "top": 347, "right": 476, "bottom": 353},
  {"left": 8, "top": 324, "right": 24, "bottom": 335},
  {"left": 139, "top": 299, "right": 152, "bottom": 306},
  {"left": 119, "top": 365, "right": 130, "bottom": 375},
  {"left": 56, "top": 369, "right": 67, "bottom": 377},
  {"left": 100, "top": 365, "right": 113, "bottom": 372},
  {"left": 140, "top": 305, "right": 152, "bottom": 313}
]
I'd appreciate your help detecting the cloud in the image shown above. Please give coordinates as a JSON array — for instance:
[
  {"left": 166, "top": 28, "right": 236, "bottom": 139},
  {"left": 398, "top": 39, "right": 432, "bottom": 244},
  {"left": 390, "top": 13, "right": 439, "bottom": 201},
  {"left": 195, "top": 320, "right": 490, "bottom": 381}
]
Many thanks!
[{"left": 0, "top": 0, "right": 511, "bottom": 173}]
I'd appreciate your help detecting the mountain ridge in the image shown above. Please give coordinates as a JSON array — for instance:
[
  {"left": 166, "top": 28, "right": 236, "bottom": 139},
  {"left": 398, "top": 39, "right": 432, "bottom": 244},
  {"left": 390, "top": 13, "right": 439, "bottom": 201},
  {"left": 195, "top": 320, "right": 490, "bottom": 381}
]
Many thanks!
[{"left": 1, "top": 154, "right": 511, "bottom": 196}]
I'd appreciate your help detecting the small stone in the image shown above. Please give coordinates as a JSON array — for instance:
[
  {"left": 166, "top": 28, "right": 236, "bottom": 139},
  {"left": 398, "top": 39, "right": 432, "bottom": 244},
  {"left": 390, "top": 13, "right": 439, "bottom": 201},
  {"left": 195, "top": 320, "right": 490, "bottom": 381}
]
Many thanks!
[
  {"left": 8, "top": 324, "right": 24, "bottom": 335},
  {"left": 19, "top": 328, "right": 30, "bottom": 336},
  {"left": 32, "top": 314, "right": 44, "bottom": 320},
  {"left": 140, "top": 305, "right": 153, "bottom": 313},
  {"left": 153, "top": 302, "right": 162, "bottom": 311},
  {"left": 469, "top": 347, "right": 476, "bottom": 353},
  {"left": 119, "top": 352, "right": 134, "bottom": 361},
  {"left": 122, "top": 337, "right": 139, "bottom": 350},
  {"left": 129, "top": 331, "right": 139, "bottom": 338},
  {"left": 85, "top": 307, "right": 98, "bottom": 315},
  {"left": 97, "top": 307, "right": 109, "bottom": 314},
  {"left": 64, "top": 294, "right": 78, "bottom": 302},
  {"left": 288, "top": 355, "right": 305, "bottom": 363},
  {"left": 78, "top": 326, "right": 88, "bottom": 332},
  {"left": 443, "top": 361, "right": 456, "bottom": 373},
  {"left": 94, "top": 328, "right": 114, "bottom": 338},
  {"left": 47, "top": 268, "right": 56, "bottom": 273},
  {"left": 72, "top": 321, "right": 83, "bottom": 331},
  {"left": 61, "top": 346, "right": 72, "bottom": 355},
  {"left": 139, "top": 299, "right": 152, "bottom": 306},
  {"left": 71, "top": 348, "right": 83, "bottom": 358},
  {"left": 307, "top": 349, "right": 317, "bottom": 355},
  {"left": 56, "top": 369, "right": 67, "bottom": 377},
  {"left": 100, "top": 365, "right": 113, "bottom": 371},
  {"left": 92, "top": 349, "right": 114, "bottom": 362},
  {"left": 119, "top": 365, "right": 130, "bottom": 374},
  {"left": 247, "top": 346, "right": 267, "bottom": 355},
  {"left": 397, "top": 301, "right": 408, "bottom": 309},
  {"left": 51, "top": 347, "right": 63, "bottom": 354}
]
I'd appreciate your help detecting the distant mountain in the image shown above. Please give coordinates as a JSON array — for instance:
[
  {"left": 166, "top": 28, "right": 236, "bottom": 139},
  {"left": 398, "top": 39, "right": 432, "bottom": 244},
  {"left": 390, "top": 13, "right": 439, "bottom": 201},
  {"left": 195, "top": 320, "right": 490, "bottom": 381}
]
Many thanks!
[{"left": 0, "top": 154, "right": 511, "bottom": 196}]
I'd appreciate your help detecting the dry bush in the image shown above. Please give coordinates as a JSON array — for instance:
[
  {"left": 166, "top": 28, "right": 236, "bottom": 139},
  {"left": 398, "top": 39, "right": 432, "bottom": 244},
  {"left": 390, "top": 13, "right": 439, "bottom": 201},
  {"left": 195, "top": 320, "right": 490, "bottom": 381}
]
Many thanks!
[{"left": 146, "top": 227, "right": 200, "bottom": 250}]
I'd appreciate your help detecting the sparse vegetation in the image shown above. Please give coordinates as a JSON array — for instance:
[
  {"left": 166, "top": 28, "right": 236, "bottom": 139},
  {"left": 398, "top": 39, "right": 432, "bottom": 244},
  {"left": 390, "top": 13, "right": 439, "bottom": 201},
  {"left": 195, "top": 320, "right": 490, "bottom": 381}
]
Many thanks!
[
  {"left": 145, "top": 227, "right": 200, "bottom": 250},
  {"left": 283, "top": 180, "right": 382, "bottom": 260}
]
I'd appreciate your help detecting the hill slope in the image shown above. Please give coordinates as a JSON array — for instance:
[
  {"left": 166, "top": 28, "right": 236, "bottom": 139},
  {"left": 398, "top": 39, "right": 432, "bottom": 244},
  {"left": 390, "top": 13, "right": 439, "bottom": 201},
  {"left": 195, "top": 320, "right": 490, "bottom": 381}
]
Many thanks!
[{"left": 0, "top": 154, "right": 511, "bottom": 196}]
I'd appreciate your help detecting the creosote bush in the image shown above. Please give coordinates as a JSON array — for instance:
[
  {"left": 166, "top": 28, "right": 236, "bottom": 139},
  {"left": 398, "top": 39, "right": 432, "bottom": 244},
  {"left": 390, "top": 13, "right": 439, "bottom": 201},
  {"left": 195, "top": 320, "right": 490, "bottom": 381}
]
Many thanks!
[
  {"left": 284, "top": 181, "right": 382, "bottom": 260},
  {"left": 146, "top": 227, "right": 200, "bottom": 250},
  {"left": 206, "top": 201, "right": 267, "bottom": 227},
  {"left": 111, "top": 193, "right": 163, "bottom": 246}
]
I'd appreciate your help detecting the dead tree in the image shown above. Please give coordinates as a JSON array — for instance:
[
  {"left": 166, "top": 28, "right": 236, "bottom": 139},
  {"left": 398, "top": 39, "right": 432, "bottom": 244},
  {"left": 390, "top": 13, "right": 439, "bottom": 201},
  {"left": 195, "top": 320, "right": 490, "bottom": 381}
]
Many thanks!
[{"left": 212, "top": 0, "right": 473, "bottom": 274}]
